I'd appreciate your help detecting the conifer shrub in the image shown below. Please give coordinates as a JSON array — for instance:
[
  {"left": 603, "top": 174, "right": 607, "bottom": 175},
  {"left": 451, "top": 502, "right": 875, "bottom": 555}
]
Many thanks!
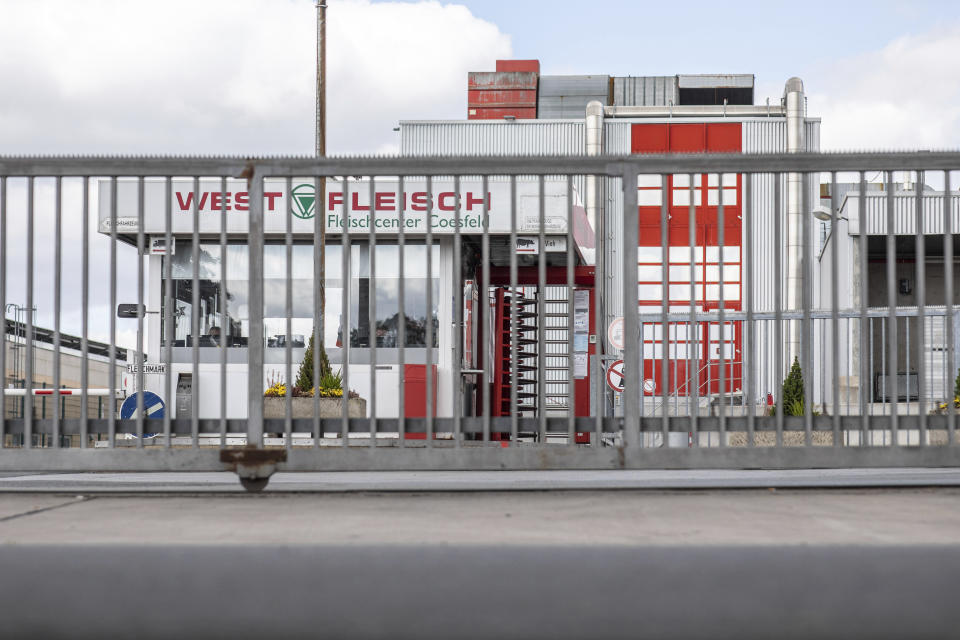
[
  {"left": 774, "top": 356, "right": 806, "bottom": 417},
  {"left": 295, "top": 332, "right": 332, "bottom": 392}
]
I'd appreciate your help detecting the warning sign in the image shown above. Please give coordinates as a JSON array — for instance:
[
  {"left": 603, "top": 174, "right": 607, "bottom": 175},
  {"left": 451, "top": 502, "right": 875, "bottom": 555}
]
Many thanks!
[{"left": 606, "top": 360, "right": 625, "bottom": 393}]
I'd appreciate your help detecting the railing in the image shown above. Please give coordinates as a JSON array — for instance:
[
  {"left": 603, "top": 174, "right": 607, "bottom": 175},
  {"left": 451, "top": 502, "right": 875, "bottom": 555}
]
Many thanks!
[{"left": 0, "top": 153, "right": 957, "bottom": 489}]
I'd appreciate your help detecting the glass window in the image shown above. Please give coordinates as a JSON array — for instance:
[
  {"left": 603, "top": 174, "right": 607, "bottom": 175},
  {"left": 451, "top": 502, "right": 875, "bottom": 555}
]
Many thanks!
[
  {"left": 162, "top": 241, "right": 439, "bottom": 349},
  {"left": 343, "top": 243, "right": 440, "bottom": 348},
  {"left": 162, "top": 245, "right": 249, "bottom": 348},
  {"left": 263, "top": 244, "right": 331, "bottom": 349}
]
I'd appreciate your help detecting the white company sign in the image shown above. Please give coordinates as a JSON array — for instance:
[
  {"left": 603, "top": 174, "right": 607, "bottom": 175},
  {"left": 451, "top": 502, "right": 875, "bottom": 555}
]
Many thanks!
[{"left": 98, "top": 178, "right": 593, "bottom": 245}]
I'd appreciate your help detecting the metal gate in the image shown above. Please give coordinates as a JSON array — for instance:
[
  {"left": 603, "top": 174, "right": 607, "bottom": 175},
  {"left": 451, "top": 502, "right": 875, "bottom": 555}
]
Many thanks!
[{"left": 0, "top": 153, "right": 958, "bottom": 489}]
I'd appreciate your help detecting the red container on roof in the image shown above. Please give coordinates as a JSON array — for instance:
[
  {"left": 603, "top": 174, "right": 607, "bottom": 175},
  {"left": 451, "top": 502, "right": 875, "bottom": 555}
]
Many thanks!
[
  {"left": 496, "top": 59, "right": 540, "bottom": 73},
  {"left": 468, "top": 71, "right": 538, "bottom": 91},
  {"left": 467, "top": 89, "right": 538, "bottom": 107},
  {"left": 467, "top": 61, "right": 539, "bottom": 120}
]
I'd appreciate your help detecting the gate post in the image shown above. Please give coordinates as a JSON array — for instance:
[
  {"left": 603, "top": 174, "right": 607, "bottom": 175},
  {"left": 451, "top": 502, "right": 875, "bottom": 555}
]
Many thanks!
[
  {"left": 247, "top": 166, "right": 264, "bottom": 448},
  {"left": 622, "top": 166, "right": 640, "bottom": 449}
]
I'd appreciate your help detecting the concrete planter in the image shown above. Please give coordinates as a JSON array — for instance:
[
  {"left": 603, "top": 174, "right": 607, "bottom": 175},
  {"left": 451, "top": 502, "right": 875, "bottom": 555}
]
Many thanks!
[{"left": 263, "top": 396, "right": 367, "bottom": 418}]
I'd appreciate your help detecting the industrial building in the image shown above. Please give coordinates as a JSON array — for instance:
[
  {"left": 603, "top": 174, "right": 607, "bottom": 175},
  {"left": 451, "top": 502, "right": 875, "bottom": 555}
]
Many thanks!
[
  {"left": 96, "top": 59, "right": 958, "bottom": 425},
  {"left": 3, "top": 317, "right": 128, "bottom": 428},
  {"left": 407, "top": 62, "right": 822, "bottom": 417},
  {"left": 815, "top": 183, "right": 960, "bottom": 409}
]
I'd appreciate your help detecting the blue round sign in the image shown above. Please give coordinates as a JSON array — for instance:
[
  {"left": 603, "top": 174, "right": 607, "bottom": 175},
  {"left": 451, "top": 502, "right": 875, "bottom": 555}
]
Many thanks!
[{"left": 120, "top": 391, "right": 165, "bottom": 420}]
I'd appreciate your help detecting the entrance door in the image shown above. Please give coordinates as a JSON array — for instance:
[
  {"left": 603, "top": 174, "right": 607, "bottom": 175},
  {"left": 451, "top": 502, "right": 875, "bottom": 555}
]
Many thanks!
[{"left": 480, "top": 267, "right": 596, "bottom": 419}]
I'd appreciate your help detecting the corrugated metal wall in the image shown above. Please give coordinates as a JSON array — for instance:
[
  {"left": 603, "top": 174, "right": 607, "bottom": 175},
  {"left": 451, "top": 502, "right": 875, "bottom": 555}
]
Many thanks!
[
  {"left": 538, "top": 75, "right": 610, "bottom": 119},
  {"left": 400, "top": 121, "right": 584, "bottom": 156},
  {"left": 612, "top": 76, "right": 677, "bottom": 106},
  {"left": 858, "top": 193, "right": 960, "bottom": 235},
  {"left": 743, "top": 119, "right": 821, "bottom": 399},
  {"left": 743, "top": 119, "right": 786, "bottom": 315}
]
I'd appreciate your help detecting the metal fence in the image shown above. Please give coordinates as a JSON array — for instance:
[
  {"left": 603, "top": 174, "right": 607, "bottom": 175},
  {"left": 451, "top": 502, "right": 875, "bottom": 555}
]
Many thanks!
[{"left": 0, "top": 153, "right": 957, "bottom": 489}]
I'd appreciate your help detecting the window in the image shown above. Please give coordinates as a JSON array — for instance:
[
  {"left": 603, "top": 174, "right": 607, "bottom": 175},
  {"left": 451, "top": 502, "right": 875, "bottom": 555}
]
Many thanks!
[
  {"left": 343, "top": 243, "right": 440, "bottom": 348},
  {"left": 162, "top": 241, "right": 439, "bottom": 349},
  {"left": 163, "top": 245, "right": 249, "bottom": 348}
]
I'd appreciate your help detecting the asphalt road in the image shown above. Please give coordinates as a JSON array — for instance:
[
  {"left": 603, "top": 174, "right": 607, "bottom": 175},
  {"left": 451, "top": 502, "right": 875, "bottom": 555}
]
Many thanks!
[
  {"left": 2, "top": 545, "right": 959, "bottom": 639},
  {"left": 2, "top": 472, "right": 958, "bottom": 638}
]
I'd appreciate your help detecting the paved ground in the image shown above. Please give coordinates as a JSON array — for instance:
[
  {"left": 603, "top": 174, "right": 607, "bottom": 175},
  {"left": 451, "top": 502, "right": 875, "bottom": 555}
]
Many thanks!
[
  {"left": 0, "top": 488, "right": 958, "bottom": 545},
  {"left": 1, "top": 467, "right": 960, "bottom": 492},
  {"left": 4, "top": 545, "right": 959, "bottom": 640},
  {"left": 2, "top": 481, "right": 958, "bottom": 638}
]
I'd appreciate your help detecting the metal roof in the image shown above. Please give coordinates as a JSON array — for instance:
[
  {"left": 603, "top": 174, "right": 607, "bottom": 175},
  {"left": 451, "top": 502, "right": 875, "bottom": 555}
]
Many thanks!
[{"left": 5, "top": 319, "right": 130, "bottom": 362}]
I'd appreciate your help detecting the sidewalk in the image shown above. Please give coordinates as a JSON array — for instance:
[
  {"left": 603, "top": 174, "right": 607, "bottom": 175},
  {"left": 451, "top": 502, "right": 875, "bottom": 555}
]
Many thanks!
[{"left": 1, "top": 467, "right": 959, "bottom": 492}]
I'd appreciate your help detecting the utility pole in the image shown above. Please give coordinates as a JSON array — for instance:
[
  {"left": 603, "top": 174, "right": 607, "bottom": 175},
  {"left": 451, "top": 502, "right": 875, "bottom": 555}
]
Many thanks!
[{"left": 316, "top": 1, "right": 327, "bottom": 350}]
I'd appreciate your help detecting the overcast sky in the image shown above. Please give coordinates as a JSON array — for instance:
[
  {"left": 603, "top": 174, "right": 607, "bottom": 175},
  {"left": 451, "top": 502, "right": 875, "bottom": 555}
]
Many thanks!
[{"left": 1, "top": 0, "right": 958, "bottom": 349}]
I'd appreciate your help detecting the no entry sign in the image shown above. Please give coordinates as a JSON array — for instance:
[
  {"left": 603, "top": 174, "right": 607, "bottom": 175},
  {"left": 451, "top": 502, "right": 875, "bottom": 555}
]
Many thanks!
[{"left": 606, "top": 360, "right": 625, "bottom": 393}]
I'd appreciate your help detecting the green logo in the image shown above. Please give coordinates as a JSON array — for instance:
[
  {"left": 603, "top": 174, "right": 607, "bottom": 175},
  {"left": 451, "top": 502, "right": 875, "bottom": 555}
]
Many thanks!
[{"left": 290, "top": 183, "right": 316, "bottom": 219}]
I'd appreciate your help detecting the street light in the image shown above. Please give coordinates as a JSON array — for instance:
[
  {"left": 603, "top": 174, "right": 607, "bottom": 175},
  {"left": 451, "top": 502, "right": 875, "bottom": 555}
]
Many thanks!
[{"left": 812, "top": 205, "right": 848, "bottom": 223}]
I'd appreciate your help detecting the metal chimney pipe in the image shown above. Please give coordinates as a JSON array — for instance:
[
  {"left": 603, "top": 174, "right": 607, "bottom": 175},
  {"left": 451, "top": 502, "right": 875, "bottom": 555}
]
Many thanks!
[
  {"left": 585, "top": 100, "right": 604, "bottom": 237},
  {"left": 784, "top": 77, "right": 805, "bottom": 365}
]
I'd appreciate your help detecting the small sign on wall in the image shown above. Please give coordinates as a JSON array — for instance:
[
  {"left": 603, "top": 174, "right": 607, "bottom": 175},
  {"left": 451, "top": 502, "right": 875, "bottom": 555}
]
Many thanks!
[
  {"left": 515, "top": 236, "right": 568, "bottom": 254},
  {"left": 149, "top": 236, "right": 175, "bottom": 255}
]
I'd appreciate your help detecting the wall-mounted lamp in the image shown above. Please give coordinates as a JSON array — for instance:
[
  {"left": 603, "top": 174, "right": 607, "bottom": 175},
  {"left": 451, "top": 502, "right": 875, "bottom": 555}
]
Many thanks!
[{"left": 812, "top": 205, "right": 849, "bottom": 222}]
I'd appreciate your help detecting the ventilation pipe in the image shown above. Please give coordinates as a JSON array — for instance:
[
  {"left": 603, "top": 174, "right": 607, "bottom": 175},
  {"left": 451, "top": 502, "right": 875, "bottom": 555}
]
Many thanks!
[
  {"left": 585, "top": 100, "right": 604, "bottom": 241},
  {"left": 784, "top": 77, "right": 805, "bottom": 365}
]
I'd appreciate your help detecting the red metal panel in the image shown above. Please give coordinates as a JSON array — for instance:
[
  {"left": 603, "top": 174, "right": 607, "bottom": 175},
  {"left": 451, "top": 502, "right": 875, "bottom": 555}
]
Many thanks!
[
  {"left": 668, "top": 123, "right": 706, "bottom": 152},
  {"left": 487, "top": 267, "right": 595, "bottom": 286},
  {"left": 468, "top": 107, "right": 537, "bottom": 120},
  {"left": 467, "top": 89, "right": 538, "bottom": 108},
  {"left": 403, "top": 364, "right": 437, "bottom": 419},
  {"left": 496, "top": 59, "right": 540, "bottom": 73},
  {"left": 631, "top": 124, "right": 668, "bottom": 154},
  {"left": 706, "top": 122, "right": 741, "bottom": 152},
  {"left": 468, "top": 72, "right": 538, "bottom": 90}
]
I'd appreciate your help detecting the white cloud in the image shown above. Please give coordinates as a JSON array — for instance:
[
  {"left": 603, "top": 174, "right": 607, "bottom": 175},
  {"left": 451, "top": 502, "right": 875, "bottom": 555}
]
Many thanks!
[
  {"left": 0, "top": 0, "right": 511, "bottom": 155},
  {"left": 809, "top": 25, "right": 960, "bottom": 151},
  {"left": 0, "top": 0, "right": 510, "bottom": 350}
]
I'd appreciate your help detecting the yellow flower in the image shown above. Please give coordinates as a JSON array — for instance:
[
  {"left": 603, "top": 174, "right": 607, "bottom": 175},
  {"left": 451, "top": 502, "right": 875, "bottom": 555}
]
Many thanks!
[{"left": 263, "top": 383, "right": 287, "bottom": 397}]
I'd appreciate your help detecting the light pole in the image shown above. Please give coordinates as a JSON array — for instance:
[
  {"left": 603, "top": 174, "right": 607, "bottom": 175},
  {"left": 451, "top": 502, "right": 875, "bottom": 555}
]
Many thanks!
[{"left": 316, "top": 1, "right": 327, "bottom": 358}]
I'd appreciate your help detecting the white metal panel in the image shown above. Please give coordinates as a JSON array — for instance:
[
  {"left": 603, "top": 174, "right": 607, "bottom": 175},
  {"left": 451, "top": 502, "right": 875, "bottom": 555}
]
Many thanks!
[
  {"left": 400, "top": 120, "right": 584, "bottom": 156},
  {"left": 923, "top": 315, "right": 948, "bottom": 401},
  {"left": 856, "top": 193, "right": 960, "bottom": 235}
]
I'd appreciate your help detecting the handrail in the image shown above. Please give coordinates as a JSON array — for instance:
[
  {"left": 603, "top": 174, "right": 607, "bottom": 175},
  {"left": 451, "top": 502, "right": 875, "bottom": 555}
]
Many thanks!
[{"left": 651, "top": 360, "right": 744, "bottom": 414}]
